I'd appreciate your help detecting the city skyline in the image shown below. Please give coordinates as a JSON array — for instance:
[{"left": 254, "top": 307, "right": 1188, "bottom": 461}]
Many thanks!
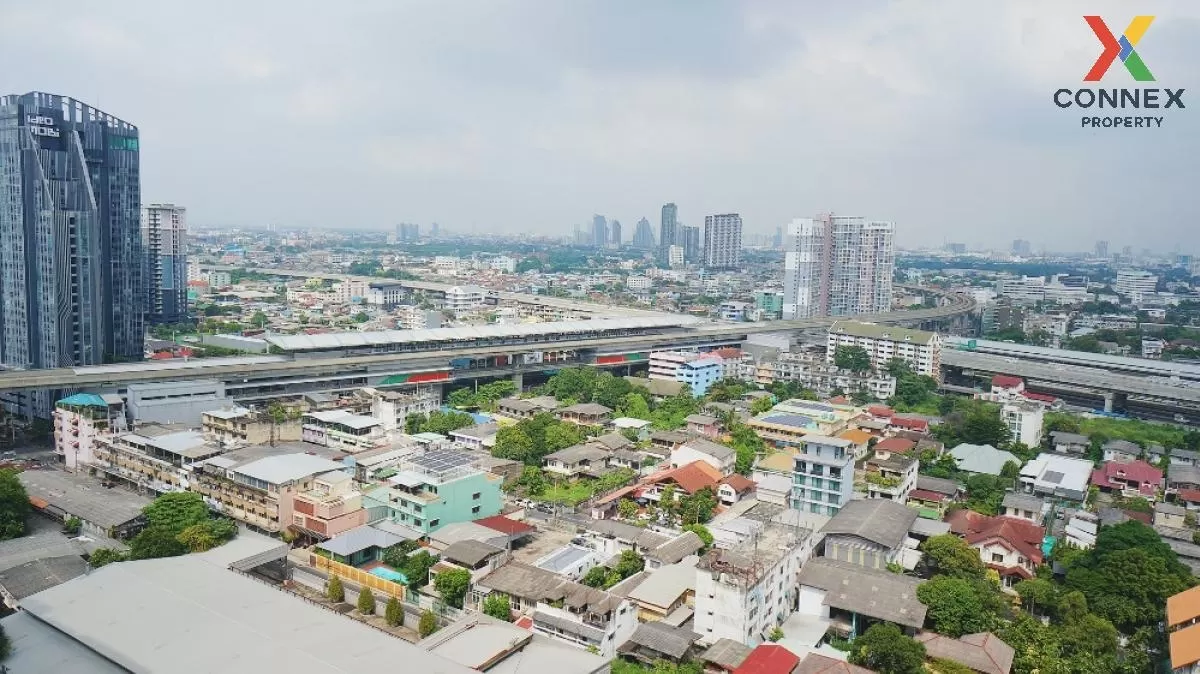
[{"left": 2, "top": 1, "right": 1195, "bottom": 250}]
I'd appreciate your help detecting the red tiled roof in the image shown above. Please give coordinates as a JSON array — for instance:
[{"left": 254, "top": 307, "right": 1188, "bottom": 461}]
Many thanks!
[
  {"left": 890, "top": 416, "right": 929, "bottom": 432},
  {"left": 720, "top": 474, "right": 756, "bottom": 493},
  {"left": 991, "top": 375, "right": 1024, "bottom": 389},
  {"left": 828, "top": 396, "right": 851, "bottom": 405},
  {"left": 908, "top": 489, "right": 948, "bottom": 502},
  {"left": 648, "top": 461, "right": 720, "bottom": 494},
  {"left": 734, "top": 645, "right": 801, "bottom": 674},
  {"left": 874, "top": 437, "right": 917, "bottom": 454},
  {"left": 1023, "top": 391, "right": 1057, "bottom": 404},
  {"left": 474, "top": 515, "right": 536, "bottom": 536},
  {"left": 1179, "top": 488, "right": 1200, "bottom": 503},
  {"left": 948, "top": 510, "right": 1045, "bottom": 565},
  {"left": 514, "top": 615, "right": 534, "bottom": 629},
  {"left": 867, "top": 405, "right": 894, "bottom": 418},
  {"left": 1090, "top": 460, "right": 1163, "bottom": 496}
]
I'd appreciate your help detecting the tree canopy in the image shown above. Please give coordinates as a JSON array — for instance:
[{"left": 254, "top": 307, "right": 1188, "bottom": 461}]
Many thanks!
[
  {"left": 434, "top": 568, "right": 472, "bottom": 608},
  {"left": 0, "top": 469, "right": 30, "bottom": 540},
  {"left": 834, "top": 345, "right": 873, "bottom": 373},
  {"left": 849, "top": 623, "right": 926, "bottom": 674}
]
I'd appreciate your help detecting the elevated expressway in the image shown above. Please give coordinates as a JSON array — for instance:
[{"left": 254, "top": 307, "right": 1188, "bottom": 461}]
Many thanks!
[{"left": 0, "top": 294, "right": 975, "bottom": 403}]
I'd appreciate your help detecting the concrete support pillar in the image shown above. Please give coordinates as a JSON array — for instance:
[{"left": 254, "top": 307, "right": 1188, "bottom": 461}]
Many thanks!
[
  {"left": 1103, "top": 392, "right": 1114, "bottom": 413},
  {"left": 512, "top": 372, "right": 524, "bottom": 392}
]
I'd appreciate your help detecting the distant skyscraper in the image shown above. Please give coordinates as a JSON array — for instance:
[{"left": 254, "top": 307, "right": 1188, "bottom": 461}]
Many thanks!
[
  {"left": 660, "top": 203, "right": 678, "bottom": 259},
  {"left": 591, "top": 214, "right": 608, "bottom": 248},
  {"left": 632, "top": 217, "right": 656, "bottom": 250},
  {"left": 773, "top": 226, "right": 784, "bottom": 250},
  {"left": 1011, "top": 239, "right": 1032, "bottom": 257},
  {"left": 0, "top": 92, "right": 144, "bottom": 415},
  {"left": 702, "top": 214, "right": 743, "bottom": 269},
  {"left": 610, "top": 220, "right": 622, "bottom": 248},
  {"left": 143, "top": 204, "right": 188, "bottom": 325},
  {"left": 430, "top": 222, "right": 440, "bottom": 238},
  {"left": 783, "top": 213, "right": 895, "bottom": 319},
  {"left": 1095, "top": 240, "right": 1109, "bottom": 258},
  {"left": 396, "top": 223, "right": 420, "bottom": 242},
  {"left": 946, "top": 243, "right": 967, "bottom": 255},
  {"left": 681, "top": 225, "right": 701, "bottom": 263}
]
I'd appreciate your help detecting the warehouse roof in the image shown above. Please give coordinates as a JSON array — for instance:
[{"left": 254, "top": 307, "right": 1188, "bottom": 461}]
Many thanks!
[{"left": 19, "top": 535, "right": 475, "bottom": 674}]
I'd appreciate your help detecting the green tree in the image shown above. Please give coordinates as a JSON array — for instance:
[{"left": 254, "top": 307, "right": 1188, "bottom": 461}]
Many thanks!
[
  {"left": 960, "top": 404, "right": 1011, "bottom": 447},
  {"left": 1014, "top": 577, "right": 1058, "bottom": 617},
  {"left": 920, "top": 534, "right": 987, "bottom": 579},
  {"left": 849, "top": 622, "right": 926, "bottom": 674},
  {"left": 402, "top": 551, "right": 437, "bottom": 587},
  {"left": 593, "top": 373, "right": 633, "bottom": 409},
  {"left": 482, "top": 593, "right": 512, "bottom": 621},
  {"left": 326, "top": 575, "right": 345, "bottom": 602},
  {"left": 1059, "top": 613, "right": 1119, "bottom": 660},
  {"left": 917, "top": 576, "right": 997, "bottom": 637},
  {"left": 142, "top": 492, "right": 210, "bottom": 533},
  {"left": 618, "top": 392, "right": 652, "bottom": 420},
  {"left": 129, "top": 526, "right": 187, "bottom": 560},
  {"left": 581, "top": 566, "right": 610, "bottom": 588},
  {"left": 728, "top": 423, "right": 764, "bottom": 475},
  {"left": 964, "top": 474, "right": 1008, "bottom": 516},
  {"left": 651, "top": 394, "right": 701, "bottom": 430},
  {"left": 382, "top": 539, "right": 421, "bottom": 569},
  {"left": 434, "top": 568, "right": 472, "bottom": 608},
  {"left": 544, "top": 422, "right": 584, "bottom": 452},
  {"left": 493, "top": 427, "right": 536, "bottom": 463},
  {"left": 88, "top": 547, "right": 128, "bottom": 568},
  {"left": 834, "top": 345, "right": 873, "bottom": 373},
  {"left": 404, "top": 413, "right": 425, "bottom": 434},
  {"left": 446, "top": 387, "right": 476, "bottom": 409},
  {"left": 251, "top": 310, "right": 268, "bottom": 328},
  {"left": 352, "top": 311, "right": 370, "bottom": 323},
  {"left": 768, "top": 626, "right": 785, "bottom": 642},
  {"left": 419, "top": 609, "right": 439, "bottom": 637},
  {"left": 618, "top": 498, "right": 639, "bottom": 520},
  {"left": 750, "top": 396, "right": 775, "bottom": 415},
  {"left": 677, "top": 486, "right": 718, "bottom": 525},
  {"left": 385, "top": 596, "right": 403, "bottom": 626},
  {"left": 357, "top": 586, "right": 377, "bottom": 615},
  {"left": 517, "top": 465, "right": 547, "bottom": 495},
  {"left": 62, "top": 516, "right": 82, "bottom": 535},
  {"left": 706, "top": 379, "right": 748, "bottom": 403},
  {"left": 176, "top": 523, "right": 219, "bottom": 553},
  {"left": 545, "top": 367, "right": 599, "bottom": 403},
  {"left": 682, "top": 524, "right": 714, "bottom": 550},
  {"left": 0, "top": 470, "right": 30, "bottom": 540},
  {"left": 613, "top": 550, "right": 646, "bottom": 578},
  {"left": 420, "top": 410, "right": 475, "bottom": 435}
]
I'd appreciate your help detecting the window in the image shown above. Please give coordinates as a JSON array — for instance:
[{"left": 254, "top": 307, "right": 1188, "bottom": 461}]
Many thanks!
[
  {"left": 828, "top": 480, "right": 841, "bottom": 492},
  {"left": 430, "top": 519, "right": 440, "bottom": 527},
  {"left": 991, "top": 553, "right": 1004, "bottom": 563},
  {"left": 472, "top": 505, "right": 480, "bottom": 514},
  {"left": 413, "top": 518, "right": 423, "bottom": 527},
  {"left": 472, "top": 492, "right": 481, "bottom": 500},
  {"left": 829, "top": 467, "right": 842, "bottom": 479},
  {"left": 810, "top": 464, "right": 824, "bottom": 477},
  {"left": 810, "top": 478, "right": 823, "bottom": 489}
]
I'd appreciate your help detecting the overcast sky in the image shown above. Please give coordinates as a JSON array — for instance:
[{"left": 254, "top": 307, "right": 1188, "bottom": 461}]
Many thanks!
[{"left": 3, "top": 1, "right": 1196, "bottom": 252}]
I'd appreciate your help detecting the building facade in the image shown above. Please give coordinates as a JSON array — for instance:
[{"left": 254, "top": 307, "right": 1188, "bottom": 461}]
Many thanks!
[
  {"left": 660, "top": 203, "right": 678, "bottom": 261},
  {"left": 632, "top": 217, "right": 655, "bottom": 250},
  {"left": 826, "top": 321, "right": 941, "bottom": 378},
  {"left": 681, "top": 225, "right": 701, "bottom": 263},
  {"left": 366, "top": 449, "right": 502, "bottom": 534},
  {"left": 702, "top": 214, "right": 742, "bottom": 269},
  {"left": 0, "top": 92, "right": 144, "bottom": 416},
  {"left": 792, "top": 435, "right": 855, "bottom": 515},
  {"left": 783, "top": 214, "right": 895, "bottom": 319},
  {"left": 142, "top": 204, "right": 188, "bottom": 324}
]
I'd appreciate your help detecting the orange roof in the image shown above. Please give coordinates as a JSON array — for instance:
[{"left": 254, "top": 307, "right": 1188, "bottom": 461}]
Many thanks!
[
  {"left": 838, "top": 429, "right": 872, "bottom": 445},
  {"left": 720, "top": 474, "right": 756, "bottom": 493},
  {"left": 1168, "top": 585, "right": 1200, "bottom": 628},
  {"left": 1171, "top": 623, "right": 1200, "bottom": 670},
  {"left": 652, "top": 461, "right": 720, "bottom": 494},
  {"left": 28, "top": 496, "right": 48, "bottom": 509}
]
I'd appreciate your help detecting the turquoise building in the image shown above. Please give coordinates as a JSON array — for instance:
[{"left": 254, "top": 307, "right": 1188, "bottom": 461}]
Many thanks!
[
  {"left": 364, "top": 449, "right": 502, "bottom": 535},
  {"left": 755, "top": 291, "right": 784, "bottom": 319}
]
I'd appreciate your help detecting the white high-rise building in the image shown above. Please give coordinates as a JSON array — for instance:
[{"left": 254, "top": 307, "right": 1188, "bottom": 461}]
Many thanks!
[
  {"left": 703, "top": 213, "right": 742, "bottom": 269},
  {"left": 1113, "top": 269, "right": 1158, "bottom": 303},
  {"left": 783, "top": 214, "right": 895, "bottom": 319},
  {"left": 142, "top": 203, "right": 189, "bottom": 324}
]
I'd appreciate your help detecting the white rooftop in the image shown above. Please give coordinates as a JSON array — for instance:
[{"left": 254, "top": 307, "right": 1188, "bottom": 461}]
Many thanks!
[
  {"left": 19, "top": 534, "right": 474, "bottom": 674},
  {"left": 305, "top": 410, "right": 381, "bottom": 430},
  {"left": 233, "top": 454, "right": 348, "bottom": 485}
]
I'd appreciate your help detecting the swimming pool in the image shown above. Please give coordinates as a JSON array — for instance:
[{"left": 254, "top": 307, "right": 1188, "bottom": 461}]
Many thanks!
[{"left": 369, "top": 567, "right": 408, "bottom": 584}]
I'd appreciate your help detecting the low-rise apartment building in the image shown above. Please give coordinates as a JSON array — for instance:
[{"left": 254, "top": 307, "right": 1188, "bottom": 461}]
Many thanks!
[
  {"left": 649, "top": 351, "right": 724, "bottom": 397},
  {"left": 91, "top": 428, "right": 223, "bottom": 495},
  {"left": 193, "top": 446, "right": 347, "bottom": 533},
  {"left": 302, "top": 410, "right": 385, "bottom": 453},
  {"left": 863, "top": 446, "right": 919, "bottom": 502},
  {"left": 693, "top": 522, "right": 819, "bottom": 646},
  {"left": 290, "top": 469, "right": 368, "bottom": 540},
  {"left": 365, "top": 387, "right": 440, "bottom": 431},
  {"left": 826, "top": 321, "right": 941, "bottom": 378},
  {"left": 365, "top": 449, "right": 502, "bottom": 535},
  {"left": 469, "top": 562, "right": 638, "bottom": 658},
  {"left": 202, "top": 406, "right": 301, "bottom": 447},
  {"left": 791, "top": 435, "right": 855, "bottom": 516},
  {"left": 53, "top": 393, "right": 127, "bottom": 472}
]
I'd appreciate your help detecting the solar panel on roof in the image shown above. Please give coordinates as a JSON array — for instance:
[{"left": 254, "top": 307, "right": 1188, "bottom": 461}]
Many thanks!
[
  {"left": 1044, "top": 470, "right": 1065, "bottom": 484},
  {"left": 409, "top": 450, "right": 475, "bottom": 473},
  {"left": 764, "top": 413, "right": 814, "bottom": 427}
]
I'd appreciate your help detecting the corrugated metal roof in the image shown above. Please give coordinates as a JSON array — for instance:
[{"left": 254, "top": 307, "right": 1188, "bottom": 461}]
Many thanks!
[{"left": 264, "top": 316, "right": 702, "bottom": 352}]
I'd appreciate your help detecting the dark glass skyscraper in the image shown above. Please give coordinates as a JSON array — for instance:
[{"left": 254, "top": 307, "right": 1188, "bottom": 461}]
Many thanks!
[
  {"left": 659, "top": 202, "right": 678, "bottom": 261},
  {"left": 0, "top": 92, "right": 143, "bottom": 415}
]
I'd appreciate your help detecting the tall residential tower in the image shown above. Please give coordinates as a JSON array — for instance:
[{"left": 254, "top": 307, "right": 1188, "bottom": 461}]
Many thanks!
[
  {"left": 0, "top": 92, "right": 144, "bottom": 416},
  {"left": 632, "top": 217, "right": 655, "bottom": 250},
  {"left": 702, "top": 214, "right": 742, "bottom": 269},
  {"left": 659, "top": 203, "right": 678, "bottom": 260},
  {"left": 143, "top": 204, "right": 188, "bottom": 324},
  {"left": 783, "top": 214, "right": 895, "bottom": 319}
]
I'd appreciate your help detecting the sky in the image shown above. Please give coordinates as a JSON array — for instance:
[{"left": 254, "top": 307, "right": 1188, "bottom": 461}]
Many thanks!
[{"left": 2, "top": 0, "right": 1197, "bottom": 252}]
